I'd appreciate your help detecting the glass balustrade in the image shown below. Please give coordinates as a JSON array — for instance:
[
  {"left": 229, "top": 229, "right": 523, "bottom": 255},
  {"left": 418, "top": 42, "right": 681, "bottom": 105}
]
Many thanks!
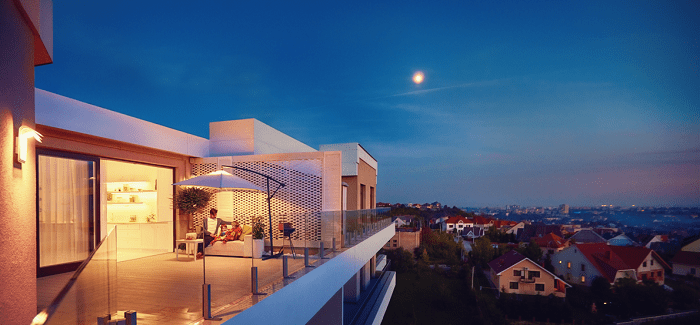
[{"left": 33, "top": 226, "right": 117, "bottom": 325}]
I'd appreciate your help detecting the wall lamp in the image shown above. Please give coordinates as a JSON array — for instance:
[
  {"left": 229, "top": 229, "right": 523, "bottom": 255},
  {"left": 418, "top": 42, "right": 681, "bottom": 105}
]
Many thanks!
[{"left": 16, "top": 126, "right": 42, "bottom": 164}]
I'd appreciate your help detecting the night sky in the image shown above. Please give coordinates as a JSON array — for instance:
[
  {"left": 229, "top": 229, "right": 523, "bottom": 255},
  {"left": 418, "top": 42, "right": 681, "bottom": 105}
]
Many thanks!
[{"left": 35, "top": 1, "right": 699, "bottom": 207}]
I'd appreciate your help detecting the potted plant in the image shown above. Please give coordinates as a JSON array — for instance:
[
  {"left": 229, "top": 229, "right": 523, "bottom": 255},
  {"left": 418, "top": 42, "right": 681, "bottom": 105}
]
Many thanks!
[
  {"left": 251, "top": 216, "right": 265, "bottom": 258},
  {"left": 175, "top": 187, "right": 212, "bottom": 231}
]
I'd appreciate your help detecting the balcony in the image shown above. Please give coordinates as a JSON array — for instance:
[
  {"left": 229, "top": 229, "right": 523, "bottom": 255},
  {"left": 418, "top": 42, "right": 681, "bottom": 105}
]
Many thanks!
[{"left": 34, "top": 208, "right": 394, "bottom": 324}]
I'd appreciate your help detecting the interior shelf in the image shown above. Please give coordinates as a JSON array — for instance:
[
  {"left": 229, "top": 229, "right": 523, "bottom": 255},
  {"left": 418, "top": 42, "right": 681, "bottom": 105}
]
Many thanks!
[{"left": 107, "top": 202, "right": 145, "bottom": 205}]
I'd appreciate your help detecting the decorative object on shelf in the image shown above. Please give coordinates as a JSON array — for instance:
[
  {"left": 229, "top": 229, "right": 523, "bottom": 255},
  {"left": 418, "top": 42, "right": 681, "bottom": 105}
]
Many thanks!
[
  {"left": 175, "top": 187, "right": 212, "bottom": 231},
  {"left": 146, "top": 213, "right": 156, "bottom": 223}
]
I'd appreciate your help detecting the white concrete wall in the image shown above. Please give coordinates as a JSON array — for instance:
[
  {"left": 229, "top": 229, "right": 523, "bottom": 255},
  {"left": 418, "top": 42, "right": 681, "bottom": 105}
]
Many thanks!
[
  {"left": 209, "top": 119, "right": 316, "bottom": 156},
  {"left": 319, "top": 143, "right": 378, "bottom": 176},
  {"left": 35, "top": 89, "right": 210, "bottom": 157}
]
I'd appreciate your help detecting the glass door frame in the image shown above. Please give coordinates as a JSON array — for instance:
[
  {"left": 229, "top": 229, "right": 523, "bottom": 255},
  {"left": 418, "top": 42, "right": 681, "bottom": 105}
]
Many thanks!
[{"left": 36, "top": 149, "right": 101, "bottom": 277}]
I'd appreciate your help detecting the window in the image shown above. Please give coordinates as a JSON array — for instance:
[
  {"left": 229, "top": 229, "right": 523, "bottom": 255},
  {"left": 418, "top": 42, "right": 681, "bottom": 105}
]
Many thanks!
[
  {"left": 642, "top": 274, "right": 647, "bottom": 280},
  {"left": 513, "top": 270, "right": 521, "bottom": 277},
  {"left": 385, "top": 242, "right": 390, "bottom": 247},
  {"left": 651, "top": 272, "right": 654, "bottom": 278},
  {"left": 360, "top": 184, "right": 366, "bottom": 209},
  {"left": 393, "top": 239, "right": 397, "bottom": 242},
  {"left": 581, "top": 276, "right": 586, "bottom": 283},
  {"left": 658, "top": 271, "right": 662, "bottom": 277},
  {"left": 581, "top": 264, "right": 586, "bottom": 271},
  {"left": 510, "top": 282, "right": 519, "bottom": 290},
  {"left": 567, "top": 262, "right": 571, "bottom": 269},
  {"left": 38, "top": 151, "right": 98, "bottom": 276},
  {"left": 651, "top": 260, "right": 654, "bottom": 266},
  {"left": 528, "top": 271, "right": 541, "bottom": 279},
  {"left": 393, "top": 244, "right": 397, "bottom": 247},
  {"left": 643, "top": 261, "right": 647, "bottom": 267},
  {"left": 535, "top": 284, "right": 545, "bottom": 291},
  {"left": 691, "top": 268, "right": 696, "bottom": 275}
]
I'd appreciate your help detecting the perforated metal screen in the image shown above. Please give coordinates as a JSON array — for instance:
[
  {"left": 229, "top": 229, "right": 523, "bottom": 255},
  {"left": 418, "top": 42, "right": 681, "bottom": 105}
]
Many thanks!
[{"left": 191, "top": 159, "right": 323, "bottom": 241}]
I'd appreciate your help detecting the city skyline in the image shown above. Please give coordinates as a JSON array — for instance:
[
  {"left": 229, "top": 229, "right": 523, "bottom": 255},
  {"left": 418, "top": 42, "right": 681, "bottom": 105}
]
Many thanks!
[{"left": 36, "top": 1, "right": 699, "bottom": 207}]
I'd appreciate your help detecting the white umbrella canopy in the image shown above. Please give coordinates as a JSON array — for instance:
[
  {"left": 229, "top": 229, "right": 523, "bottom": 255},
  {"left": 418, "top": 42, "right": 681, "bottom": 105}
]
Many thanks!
[{"left": 172, "top": 170, "right": 265, "bottom": 191}]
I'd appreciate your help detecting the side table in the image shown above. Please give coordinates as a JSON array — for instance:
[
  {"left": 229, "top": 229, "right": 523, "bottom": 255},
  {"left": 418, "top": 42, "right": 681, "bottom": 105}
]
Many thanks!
[{"left": 176, "top": 239, "right": 203, "bottom": 261}]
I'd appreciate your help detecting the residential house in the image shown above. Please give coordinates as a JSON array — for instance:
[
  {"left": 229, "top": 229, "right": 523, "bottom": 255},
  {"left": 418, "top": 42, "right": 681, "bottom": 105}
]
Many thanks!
[
  {"left": 534, "top": 233, "right": 568, "bottom": 256},
  {"left": 645, "top": 235, "right": 669, "bottom": 248},
  {"left": 607, "top": 234, "right": 638, "bottom": 247},
  {"left": 461, "top": 225, "right": 486, "bottom": 239},
  {"left": 488, "top": 250, "right": 569, "bottom": 298},
  {"left": 670, "top": 237, "right": 700, "bottom": 278},
  {"left": 506, "top": 222, "right": 528, "bottom": 236},
  {"left": 552, "top": 243, "right": 670, "bottom": 286},
  {"left": 445, "top": 216, "right": 472, "bottom": 234},
  {"left": 385, "top": 228, "right": 421, "bottom": 252},
  {"left": 569, "top": 229, "right": 607, "bottom": 244},
  {"left": 670, "top": 251, "right": 700, "bottom": 278},
  {"left": 516, "top": 223, "right": 564, "bottom": 243}
]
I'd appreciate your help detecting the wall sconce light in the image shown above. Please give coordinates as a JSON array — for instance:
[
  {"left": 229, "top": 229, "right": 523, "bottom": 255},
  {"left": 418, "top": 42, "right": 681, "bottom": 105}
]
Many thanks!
[{"left": 16, "top": 126, "right": 42, "bottom": 164}]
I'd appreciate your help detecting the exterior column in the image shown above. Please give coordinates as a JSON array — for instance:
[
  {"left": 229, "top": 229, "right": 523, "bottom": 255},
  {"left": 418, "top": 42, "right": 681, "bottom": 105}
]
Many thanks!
[
  {"left": 0, "top": 1, "right": 39, "bottom": 323},
  {"left": 362, "top": 260, "right": 371, "bottom": 290},
  {"left": 370, "top": 255, "right": 377, "bottom": 278},
  {"left": 344, "top": 271, "right": 361, "bottom": 303}
]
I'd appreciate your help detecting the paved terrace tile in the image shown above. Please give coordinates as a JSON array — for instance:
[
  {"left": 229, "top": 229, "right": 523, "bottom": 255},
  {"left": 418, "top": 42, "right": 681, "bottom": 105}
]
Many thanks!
[{"left": 38, "top": 252, "right": 314, "bottom": 325}]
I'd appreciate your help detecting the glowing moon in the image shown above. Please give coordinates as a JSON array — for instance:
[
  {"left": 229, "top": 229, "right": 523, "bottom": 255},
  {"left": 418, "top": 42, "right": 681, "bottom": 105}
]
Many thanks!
[{"left": 413, "top": 71, "right": 424, "bottom": 84}]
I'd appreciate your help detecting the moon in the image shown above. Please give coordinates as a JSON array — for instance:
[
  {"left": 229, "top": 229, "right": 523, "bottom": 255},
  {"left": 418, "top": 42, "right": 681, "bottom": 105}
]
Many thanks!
[{"left": 413, "top": 71, "right": 424, "bottom": 84}]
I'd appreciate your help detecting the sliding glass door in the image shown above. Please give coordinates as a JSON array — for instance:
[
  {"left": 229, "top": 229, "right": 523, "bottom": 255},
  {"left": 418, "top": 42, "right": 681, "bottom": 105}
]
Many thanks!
[{"left": 37, "top": 151, "right": 98, "bottom": 276}]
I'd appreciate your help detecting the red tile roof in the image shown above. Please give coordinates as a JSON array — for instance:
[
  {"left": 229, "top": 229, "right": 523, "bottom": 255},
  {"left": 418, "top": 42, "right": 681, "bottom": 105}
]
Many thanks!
[
  {"left": 575, "top": 243, "right": 671, "bottom": 283},
  {"left": 534, "top": 233, "right": 567, "bottom": 248},
  {"left": 445, "top": 216, "right": 471, "bottom": 224},
  {"left": 670, "top": 251, "right": 700, "bottom": 267}
]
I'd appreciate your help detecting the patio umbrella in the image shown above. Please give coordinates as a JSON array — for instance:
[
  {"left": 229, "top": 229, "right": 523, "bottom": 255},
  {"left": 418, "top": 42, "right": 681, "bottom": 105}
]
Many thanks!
[
  {"left": 173, "top": 168, "right": 285, "bottom": 260},
  {"left": 172, "top": 170, "right": 265, "bottom": 191}
]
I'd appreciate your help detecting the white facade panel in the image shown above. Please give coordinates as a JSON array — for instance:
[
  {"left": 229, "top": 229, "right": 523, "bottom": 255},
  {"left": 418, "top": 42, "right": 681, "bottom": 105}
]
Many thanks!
[
  {"left": 319, "top": 142, "right": 378, "bottom": 176},
  {"left": 209, "top": 119, "right": 315, "bottom": 156},
  {"left": 35, "top": 89, "right": 210, "bottom": 157}
]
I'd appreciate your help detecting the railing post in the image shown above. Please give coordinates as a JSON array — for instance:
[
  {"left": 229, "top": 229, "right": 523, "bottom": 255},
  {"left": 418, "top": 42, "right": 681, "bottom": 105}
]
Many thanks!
[
  {"left": 203, "top": 284, "right": 212, "bottom": 319},
  {"left": 251, "top": 267, "right": 267, "bottom": 295},
  {"left": 304, "top": 247, "right": 314, "bottom": 267},
  {"left": 97, "top": 314, "right": 111, "bottom": 325},
  {"left": 124, "top": 311, "right": 137, "bottom": 325},
  {"left": 283, "top": 255, "right": 294, "bottom": 278}
]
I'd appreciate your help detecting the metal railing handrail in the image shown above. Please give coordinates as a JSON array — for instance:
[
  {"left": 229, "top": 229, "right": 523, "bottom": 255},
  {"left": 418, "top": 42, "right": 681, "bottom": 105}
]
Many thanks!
[{"left": 32, "top": 226, "right": 117, "bottom": 325}]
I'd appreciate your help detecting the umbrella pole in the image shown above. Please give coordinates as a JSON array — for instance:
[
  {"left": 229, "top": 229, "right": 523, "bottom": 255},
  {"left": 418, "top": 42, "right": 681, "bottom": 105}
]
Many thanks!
[{"left": 267, "top": 178, "right": 274, "bottom": 257}]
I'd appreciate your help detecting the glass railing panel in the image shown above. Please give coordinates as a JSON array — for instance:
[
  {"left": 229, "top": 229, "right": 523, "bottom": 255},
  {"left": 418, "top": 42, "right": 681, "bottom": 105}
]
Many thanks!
[
  {"left": 342, "top": 208, "right": 391, "bottom": 248},
  {"left": 33, "top": 226, "right": 117, "bottom": 325}
]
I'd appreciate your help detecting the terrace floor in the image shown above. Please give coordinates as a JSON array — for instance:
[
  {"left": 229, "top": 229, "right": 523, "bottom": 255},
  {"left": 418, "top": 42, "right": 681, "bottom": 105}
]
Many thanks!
[{"left": 37, "top": 250, "right": 330, "bottom": 324}]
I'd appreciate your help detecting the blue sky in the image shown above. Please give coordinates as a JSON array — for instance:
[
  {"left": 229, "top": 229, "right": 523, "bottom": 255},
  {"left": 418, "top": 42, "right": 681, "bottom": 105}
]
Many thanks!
[{"left": 36, "top": 1, "right": 699, "bottom": 207}]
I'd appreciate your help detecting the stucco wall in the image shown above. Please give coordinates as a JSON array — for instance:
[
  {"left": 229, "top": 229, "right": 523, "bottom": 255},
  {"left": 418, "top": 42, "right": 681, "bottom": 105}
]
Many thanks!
[
  {"left": 497, "top": 259, "right": 562, "bottom": 297},
  {"left": 673, "top": 264, "right": 698, "bottom": 277},
  {"left": 0, "top": 1, "right": 40, "bottom": 322},
  {"left": 357, "top": 158, "right": 377, "bottom": 209}
]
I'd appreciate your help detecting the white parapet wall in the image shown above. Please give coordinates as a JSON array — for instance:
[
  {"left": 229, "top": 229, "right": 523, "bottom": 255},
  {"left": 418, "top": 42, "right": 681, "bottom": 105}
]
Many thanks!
[
  {"left": 209, "top": 119, "right": 316, "bottom": 156},
  {"left": 35, "top": 89, "right": 210, "bottom": 157}
]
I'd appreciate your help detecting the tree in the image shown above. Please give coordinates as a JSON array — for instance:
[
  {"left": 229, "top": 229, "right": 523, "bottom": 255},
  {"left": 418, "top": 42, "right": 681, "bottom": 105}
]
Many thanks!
[
  {"left": 516, "top": 240, "right": 543, "bottom": 262},
  {"left": 472, "top": 236, "right": 495, "bottom": 266}
]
